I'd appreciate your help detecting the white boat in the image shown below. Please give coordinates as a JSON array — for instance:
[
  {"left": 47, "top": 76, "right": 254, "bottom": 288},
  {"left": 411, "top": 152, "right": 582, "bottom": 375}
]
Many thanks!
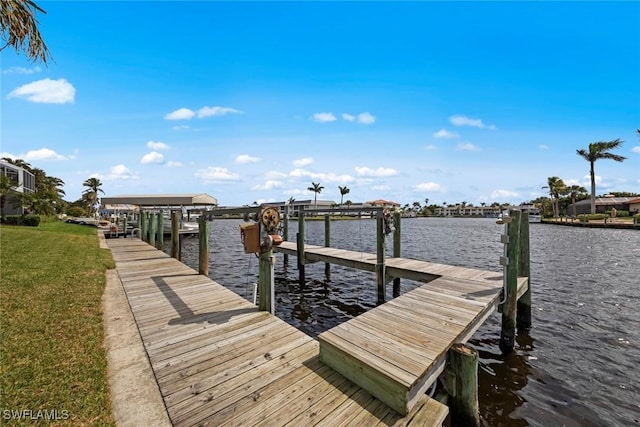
[
  {"left": 519, "top": 204, "right": 542, "bottom": 223},
  {"left": 162, "top": 213, "right": 199, "bottom": 234},
  {"left": 497, "top": 207, "right": 541, "bottom": 223}
]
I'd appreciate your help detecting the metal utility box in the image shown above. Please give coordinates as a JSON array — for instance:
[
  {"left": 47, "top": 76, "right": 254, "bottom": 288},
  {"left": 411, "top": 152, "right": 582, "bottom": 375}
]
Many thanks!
[{"left": 240, "top": 223, "right": 260, "bottom": 253}]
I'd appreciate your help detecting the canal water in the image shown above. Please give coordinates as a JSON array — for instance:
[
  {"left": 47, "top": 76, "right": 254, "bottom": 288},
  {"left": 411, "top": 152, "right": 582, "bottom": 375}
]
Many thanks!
[{"left": 172, "top": 218, "right": 640, "bottom": 426}]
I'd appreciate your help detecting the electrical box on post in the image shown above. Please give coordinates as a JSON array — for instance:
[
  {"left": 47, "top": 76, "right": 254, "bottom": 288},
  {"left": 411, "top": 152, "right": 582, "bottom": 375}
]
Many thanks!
[{"left": 240, "top": 223, "right": 260, "bottom": 253}]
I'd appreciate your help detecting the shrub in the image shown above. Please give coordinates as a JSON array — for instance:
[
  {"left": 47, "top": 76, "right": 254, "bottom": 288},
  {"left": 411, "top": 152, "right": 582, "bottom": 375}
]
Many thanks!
[
  {"left": 22, "top": 214, "right": 41, "bottom": 227},
  {"left": 579, "top": 214, "right": 609, "bottom": 222},
  {"left": 2, "top": 215, "right": 22, "bottom": 225},
  {"left": 617, "top": 210, "right": 629, "bottom": 217},
  {"left": 67, "top": 206, "right": 86, "bottom": 217}
]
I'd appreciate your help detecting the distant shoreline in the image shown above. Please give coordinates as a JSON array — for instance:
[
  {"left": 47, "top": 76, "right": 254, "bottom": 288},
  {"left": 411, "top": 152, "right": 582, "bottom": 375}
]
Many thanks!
[{"left": 540, "top": 218, "right": 639, "bottom": 230}]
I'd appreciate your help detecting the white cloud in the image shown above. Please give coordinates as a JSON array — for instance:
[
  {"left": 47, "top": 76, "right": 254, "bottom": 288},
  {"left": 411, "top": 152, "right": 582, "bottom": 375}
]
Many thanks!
[
  {"left": 265, "top": 170, "right": 288, "bottom": 180},
  {"left": 141, "top": 151, "right": 164, "bottom": 164},
  {"left": 424, "top": 144, "right": 438, "bottom": 151},
  {"left": 538, "top": 144, "right": 550, "bottom": 150},
  {"left": 433, "top": 129, "right": 459, "bottom": 139},
  {"left": 165, "top": 108, "right": 195, "bottom": 120},
  {"left": 449, "top": 115, "right": 495, "bottom": 130},
  {"left": 355, "top": 166, "right": 398, "bottom": 177},
  {"left": 491, "top": 189, "right": 520, "bottom": 200},
  {"left": 198, "top": 106, "right": 242, "bottom": 118},
  {"left": 372, "top": 185, "right": 390, "bottom": 191},
  {"left": 8, "top": 78, "right": 75, "bottom": 104},
  {"left": 342, "top": 113, "right": 355, "bottom": 122},
  {"left": 165, "top": 161, "right": 183, "bottom": 168},
  {"left": 146, "top": 141, "right": 170, "bottom": 151},
  {"left": 632, "top": 146, "right": 640, "bottom": 153},
  {"left": 357, "top": 112, "right": 376, "bottom": 124},
  {"left": 414, "top": 182, "right": 444, "bottom": 192},
  {"left": 22, "top": 148, "right": 71, "bottom": 161},
  {"left": 252, "top": 180, "right": 283, "bottom": 190},
  {"left": 172, "top": 125, "right": 191, "bottom": 131},
  {"left": 313, "top": 112, "right": 337, "bottom": 123},
  {"left": 289, "top": 168, "right": 354, "bottom": 183},
  {"left": 105, "top": 164, "right": 137, "bottom": 180},
  {"left": 293, "top": 157, "right": 314, "bottom": 168},
  {"left": 2, "top": 66, "right": 42, "bottom": 75},
  {"left": 195, "top": 166, "right": 240, "bottom": 182},
  {"left": 456, "top": 143, "right": 480, "bottom": 151},
  {"left": 235, "top": 154, "right": 260, "bottom": 164}
]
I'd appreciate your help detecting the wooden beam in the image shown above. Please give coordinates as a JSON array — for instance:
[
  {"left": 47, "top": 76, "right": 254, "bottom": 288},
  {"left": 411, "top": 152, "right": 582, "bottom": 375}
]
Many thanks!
[
  {"left": 171, "top": 210, "right": 180, "bottom": 260},
  {"left": 517, "top": 212, "right": 531, "bottom": 330},
  {"left": 446, "top": 343, "right": 480, "bottom": 427},
  {"left": 198, "top": 215, "right": 209, "bottom": 276},
  {"left": 393, "top": 210, "right": 401, "bottom": 297},
  {"left": 500, "top": 209, "right": 521, "bottom": 353}
]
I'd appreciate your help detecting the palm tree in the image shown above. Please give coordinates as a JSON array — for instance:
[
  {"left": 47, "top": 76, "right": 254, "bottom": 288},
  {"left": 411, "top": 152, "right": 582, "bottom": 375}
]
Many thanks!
[
  {"left": 576, "top": 139, "right": 626, "bottom": 214},
  {"left": 565, "top": 185, "right": 587, "bottom": 218},
  {"left": 338, "top": 185, "right": 350, "bottom": 207},
  {"left": 543, "top": 176, "right": 566, "bottom": 218},
  {"left": 82, "top": 177, "right": 104, "bottom": 216},
  {"left": 0, "top": 0, "right": 51, "bottom": 64},
  {"left": 307, "top": 182, "right": 324, "bottom": 210}
]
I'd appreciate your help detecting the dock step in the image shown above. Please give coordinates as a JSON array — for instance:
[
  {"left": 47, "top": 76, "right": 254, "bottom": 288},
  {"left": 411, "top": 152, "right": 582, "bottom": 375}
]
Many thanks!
[{"left": 319, "top": 276, "right": 508, "bottom": 415}]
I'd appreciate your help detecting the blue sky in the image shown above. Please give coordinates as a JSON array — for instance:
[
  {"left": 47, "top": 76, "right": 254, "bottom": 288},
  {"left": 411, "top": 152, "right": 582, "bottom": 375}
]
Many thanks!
[{"left": 2, "top": 1, "right": 639, "bottom": 207}]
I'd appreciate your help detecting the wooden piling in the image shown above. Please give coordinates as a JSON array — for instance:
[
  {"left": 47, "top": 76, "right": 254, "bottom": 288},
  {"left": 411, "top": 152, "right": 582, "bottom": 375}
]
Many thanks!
[
  {"left": 297, "top": 206, "right": 305, "bottom": 284},
  {"left": 122, "top": 215, "right": 128, "bottom": 239},
  {"left": 376, "top": 212, "right": 386, "bottom": 304},
  {"left": 500, "top": 210, "right": 521, "bottom": 354},
  {"left": 446, "top": 343, "right": 480, "bottom": 427},
  {"left": 324, "top": 214, "right": 331, "bottom": 279},
  {"left": 258, "top": 249, "right": 274, "bottom": 314},
  {"left": 140, "top": 212, "right": 147, "bottom": 242},
  {"left": 283, "top": 210, "right": 289, "bottom": 265},
  {"left": 517, "top": 212, "right": 531, "bottom": 330},
  {"left": 393, "top": 210, "right": 401, "bottom": 297},
  {"left": 156, "top": 211, "right": 164, "bottom": 250},
  {"left": 198, "top": 216, "right": 209, "bottom": 276},
  {"left": 148, "top": 212, "right": 157, "bottom": 248},
  {"left": 171, "top": 210, "right": 180, "bottom": 260}
]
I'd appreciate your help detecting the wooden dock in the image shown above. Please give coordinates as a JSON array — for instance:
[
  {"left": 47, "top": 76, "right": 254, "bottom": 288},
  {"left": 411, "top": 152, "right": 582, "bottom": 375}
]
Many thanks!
[
  {"left": 275, "top": 241, "right": 528, "bottom": 290},
  {"left": 274, "top": 241, "right": 528, "bottom": 415},
  {"left": 106, "top": 238, "right": 449, "bottom": 426}
]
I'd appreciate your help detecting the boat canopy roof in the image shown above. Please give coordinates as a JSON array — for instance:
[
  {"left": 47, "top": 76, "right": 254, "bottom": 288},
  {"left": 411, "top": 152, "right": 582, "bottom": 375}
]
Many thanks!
[{"left": 101, "top": 193, "right": 218, "bottom": 207}]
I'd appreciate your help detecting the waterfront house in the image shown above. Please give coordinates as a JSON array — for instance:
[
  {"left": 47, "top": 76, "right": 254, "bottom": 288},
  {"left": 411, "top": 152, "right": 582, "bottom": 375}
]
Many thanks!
[
  {"left": 0, "top": 160, "right": 36, "bottom": 216},
  {"left": 571, "top": 195, "right": 637, "bottom": 215}
]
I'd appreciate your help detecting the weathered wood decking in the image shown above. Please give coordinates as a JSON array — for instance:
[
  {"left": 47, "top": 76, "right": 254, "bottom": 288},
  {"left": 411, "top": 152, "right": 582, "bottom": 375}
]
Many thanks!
[
  {"left": 106, "top": 238, "right": 448, "bottom": 426},
  {"left": 275, "top": 241, "right": 528, "bottom": 415}
]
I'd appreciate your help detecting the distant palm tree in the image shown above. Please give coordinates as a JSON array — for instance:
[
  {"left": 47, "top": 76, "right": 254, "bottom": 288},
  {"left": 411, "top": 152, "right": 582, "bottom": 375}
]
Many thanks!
[
  {"left": 307, "top": 182, "right": 324, "bottom": 210},
  {"left": 82, "top": 177, "right": 104, "bottom": 216},
  {"left": 543, "top": 176, "right": 565, "bottom": 218},
  {"left": 0, "top": 0, "right": 52, "bottom": 64},
  {"left": 338, "top": 185, "right": 350, "bottom": 207},
  {"left": 576, "top": 139, "right": 626, "bottom": 214},
  {"left": 565, "top": 185, "right": 587, "bottom": 218}
]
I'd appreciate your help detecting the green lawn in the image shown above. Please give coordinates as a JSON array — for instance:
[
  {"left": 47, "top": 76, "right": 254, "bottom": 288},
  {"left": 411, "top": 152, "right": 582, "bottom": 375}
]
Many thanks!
[{"left": 0, "top": 222, "right": 115, "bottom": 426}]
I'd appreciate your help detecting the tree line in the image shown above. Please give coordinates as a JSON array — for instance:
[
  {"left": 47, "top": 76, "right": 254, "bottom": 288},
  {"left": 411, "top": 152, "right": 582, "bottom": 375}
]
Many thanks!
[{"left": 0, "top": 157, "right": 104, "bottom": 218}]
